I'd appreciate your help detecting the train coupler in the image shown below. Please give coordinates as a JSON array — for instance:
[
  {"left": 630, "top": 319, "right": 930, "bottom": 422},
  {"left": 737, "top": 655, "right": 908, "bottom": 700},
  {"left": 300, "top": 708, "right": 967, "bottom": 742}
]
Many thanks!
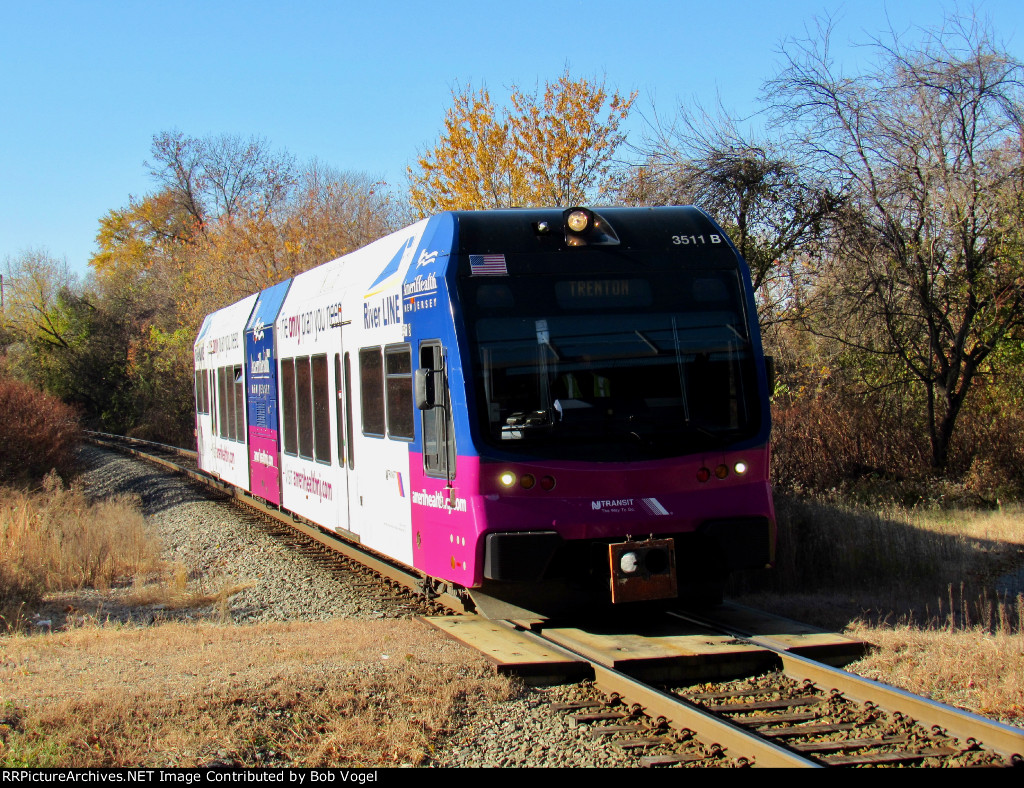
[{"left": 608, "top": 537, "right": 677, "bottom": 604}]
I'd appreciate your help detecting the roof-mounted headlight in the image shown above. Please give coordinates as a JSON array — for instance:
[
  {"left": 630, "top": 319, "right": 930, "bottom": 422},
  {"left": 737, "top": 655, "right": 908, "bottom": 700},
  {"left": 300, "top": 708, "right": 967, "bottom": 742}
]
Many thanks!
[{"left": 563, "top": 207, "right": 620, "bottom": 247}]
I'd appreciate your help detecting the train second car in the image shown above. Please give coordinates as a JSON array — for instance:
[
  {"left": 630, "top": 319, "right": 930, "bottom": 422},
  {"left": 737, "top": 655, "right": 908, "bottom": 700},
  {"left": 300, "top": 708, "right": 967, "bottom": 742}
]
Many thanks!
[{"left": 193, "top": 207, "right": 775, "bottom": 619}]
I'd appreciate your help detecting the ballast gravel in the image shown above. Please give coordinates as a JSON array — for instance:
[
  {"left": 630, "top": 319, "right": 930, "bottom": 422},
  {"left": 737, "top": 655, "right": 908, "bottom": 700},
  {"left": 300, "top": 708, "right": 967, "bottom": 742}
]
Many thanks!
[
  {"left": 53, "top": 446, "right": 647, "bottom": 769},
  {"left": 66, "top": 446, "right": 418, "bottom": 625}
]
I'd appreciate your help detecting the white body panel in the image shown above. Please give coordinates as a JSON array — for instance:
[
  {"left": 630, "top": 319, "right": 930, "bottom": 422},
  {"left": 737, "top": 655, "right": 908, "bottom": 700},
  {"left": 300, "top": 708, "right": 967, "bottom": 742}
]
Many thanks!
[
  {"left": 194, "top": 294, "right": 258, "bottom": 490},
  {"left": 275, "top": 220, "right": 428, "bottom": 566}
]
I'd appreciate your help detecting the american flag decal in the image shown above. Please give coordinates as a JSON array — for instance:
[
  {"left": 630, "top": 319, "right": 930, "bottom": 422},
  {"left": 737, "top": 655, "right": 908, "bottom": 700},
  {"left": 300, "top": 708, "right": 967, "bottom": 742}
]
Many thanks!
[{"left": 469, "top": 253, "right": 508, "bottom": 276}]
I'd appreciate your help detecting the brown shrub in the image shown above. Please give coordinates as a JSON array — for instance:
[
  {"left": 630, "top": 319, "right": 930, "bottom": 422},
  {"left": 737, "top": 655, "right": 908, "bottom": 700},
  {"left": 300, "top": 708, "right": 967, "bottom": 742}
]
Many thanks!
[
  {"left": 771, "top": 386, "right": 927, "bottom": 494},
  {"left": 0, "top": 377, "right": 80, "bottom": 483}
]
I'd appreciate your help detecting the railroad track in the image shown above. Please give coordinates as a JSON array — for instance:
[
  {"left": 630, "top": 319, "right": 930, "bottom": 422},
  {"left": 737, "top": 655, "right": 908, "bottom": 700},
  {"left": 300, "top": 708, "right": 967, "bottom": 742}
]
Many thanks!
[
  {"left": 431, "top": 612, "right": 1023, "bottom": 768},
  {"left": 87, "top": 431, "right": 1024, "bottom": 767},
  {"left": 83, "top": 431, "right": 464, "bottom": 616}
]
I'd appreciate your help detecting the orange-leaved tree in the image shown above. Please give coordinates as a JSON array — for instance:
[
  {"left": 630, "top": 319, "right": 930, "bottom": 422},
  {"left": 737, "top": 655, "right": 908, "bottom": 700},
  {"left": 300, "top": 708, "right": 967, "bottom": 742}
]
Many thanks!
[{"left": 408, "top": 71, "right": 635, "bottom": 214}]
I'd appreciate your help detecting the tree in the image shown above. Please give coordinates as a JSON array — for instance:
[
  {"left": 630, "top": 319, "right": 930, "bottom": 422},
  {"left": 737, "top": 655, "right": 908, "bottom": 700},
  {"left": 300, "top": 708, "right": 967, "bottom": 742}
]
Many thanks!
[
  {"left": 89, "top": 140, "right": 406, "bottom": 444},
  {"left": 1, "top": 251, "right": 135, "bottom": 428},
  {"left": 146, "top": 130, "right": 297, "bottom": 233},
  {"left": 769, "top": 14, "right": 1024, "bottom": 470},
  {"left": 614, "top": 107, "right": 839, "bottom": 324},
  {"left": 1, "top": 250, "right": 79, "bottom": 357},
  {"left": 408, "top": 71, "right": 636, "bottom": 213}
]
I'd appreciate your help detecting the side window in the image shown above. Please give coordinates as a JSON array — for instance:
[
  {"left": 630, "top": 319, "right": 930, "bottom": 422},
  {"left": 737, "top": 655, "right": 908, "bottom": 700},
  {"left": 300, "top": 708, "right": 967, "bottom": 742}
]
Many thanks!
[
  {"left": 420, "top": 343, "right": 456, "bottom": 479},
  {"left": 359, "top": 347, "right": 385, "bottom": 436},
  {"left": 312, "top": 354, "right": 330, "bottom": 464},
  {"left": 194, "top": 371, "right": 204, "bottom": 415},
  {"left": 339, "top": 352, "right": 352, "bottom": 462},
  {"left": 234, "top": 366, "right": 245, "bottom": 442},
  {"left": 209, "top": 369, "right": 218, "bottom": 436},
  {"left": 385, "top": 344, "right": 413, "bottom": 440},
  {"left": 225, "top": 366, "right": 237, "bottom": 441},
  {"left": 281, "top": 358, "right": 297, "bottom": 456},
  {"left": 296, "top": 356, "right": 313, "bottom": 460},
  {"left": 344, "top": 353, "right": 355, "bottom": 469},
  {"left": 219, "top": 364, "right": 231, "bottom": 438}
]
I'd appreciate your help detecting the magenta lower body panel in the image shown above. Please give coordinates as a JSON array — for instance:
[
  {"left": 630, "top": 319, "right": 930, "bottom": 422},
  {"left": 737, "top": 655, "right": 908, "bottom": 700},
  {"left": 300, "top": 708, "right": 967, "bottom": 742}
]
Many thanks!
[
  {"left": 408, "top": 448, "right": 774, "bottom": 589},
  {"left": 248, "top": 426, "right": 281, "bottom": 505}
]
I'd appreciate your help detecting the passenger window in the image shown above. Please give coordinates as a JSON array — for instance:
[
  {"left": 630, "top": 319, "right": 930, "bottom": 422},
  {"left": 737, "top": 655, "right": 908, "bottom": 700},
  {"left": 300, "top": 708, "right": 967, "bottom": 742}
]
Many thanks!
[
  {"left": 234, "top": 366, "right": 245, "bottom": 442},
  {"left": 281, "top": 358, "right": 297, "bottom": 456},
  {"left": 339, "top": 354, "right": 352, "bottom": 466},
  {"left": 312, "top": 354, "right": 331, "bottom": 463},
  {"left": 359, "top": 348, "right": 385, "bottom": 436},
  {"left": 296, "top": 356, "right": 313, "bottom": 460},
  {"left": 194, "top": 372, "right": 204, "bottom": 415},
  {"left": 385, "top": 344, "right": 413, "bottom": 440},
  {"left": 219, "top": 367, "right": 231, "bottom": 440},
  {"left": 344, "top": 353, "right": 355, "bottom": 468}
]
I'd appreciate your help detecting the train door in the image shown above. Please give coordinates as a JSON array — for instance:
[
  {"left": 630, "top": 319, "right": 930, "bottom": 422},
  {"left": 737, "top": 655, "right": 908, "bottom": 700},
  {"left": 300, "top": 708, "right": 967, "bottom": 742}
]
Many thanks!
[
  {"left": 420, "top": 342, "right": 456, "bottom": 484},
  {"left": 334, "top": 349, "right": 358, "bottom": 537}
]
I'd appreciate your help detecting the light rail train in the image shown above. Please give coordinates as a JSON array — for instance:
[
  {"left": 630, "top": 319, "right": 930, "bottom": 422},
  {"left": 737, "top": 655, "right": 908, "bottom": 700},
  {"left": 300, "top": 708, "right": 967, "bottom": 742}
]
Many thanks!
[{"left": 193, "top": 207, "right": 775, "bottom": 618}]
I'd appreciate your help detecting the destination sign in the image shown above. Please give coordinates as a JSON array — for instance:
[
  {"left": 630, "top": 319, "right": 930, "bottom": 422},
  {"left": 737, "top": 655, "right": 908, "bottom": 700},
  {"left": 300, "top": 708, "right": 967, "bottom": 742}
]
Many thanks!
[{"left": 555, "top": 278, "right": 652, "bottom": 309}]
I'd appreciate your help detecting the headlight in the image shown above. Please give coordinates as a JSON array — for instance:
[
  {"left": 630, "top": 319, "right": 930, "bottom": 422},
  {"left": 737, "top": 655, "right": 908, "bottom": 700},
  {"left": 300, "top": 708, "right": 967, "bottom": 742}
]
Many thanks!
[{"left": 566, "top": 210, "right": 590, "bottom": 232}]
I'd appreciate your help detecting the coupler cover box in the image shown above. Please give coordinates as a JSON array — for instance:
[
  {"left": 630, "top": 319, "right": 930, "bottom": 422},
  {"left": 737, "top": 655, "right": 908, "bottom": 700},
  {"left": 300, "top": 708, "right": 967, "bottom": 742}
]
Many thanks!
[{"left": 608, "top": 538, "right": 677, "bottom": 604}]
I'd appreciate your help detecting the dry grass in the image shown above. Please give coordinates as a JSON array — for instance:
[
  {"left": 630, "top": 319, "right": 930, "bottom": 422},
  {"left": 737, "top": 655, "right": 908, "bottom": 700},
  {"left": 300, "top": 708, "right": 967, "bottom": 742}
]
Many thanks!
[
  {"left": 0, "top": 478, "right": 163, "bottom": 631},
  {"left": 125, "top": 568, "right": 253, "bottom": 614},
  {"left": 0, "top": 619, "right": 516, "bottom": 767},
  {"left": 733, "top": 496, "right": 1024, "bottom": 726},
  {"left": 732, "top": 495, "right": 1024, "bottom": 625},
  {"left": 843, "top": 622, "right": 1024, "bottom": 724},
  {"left": 0, "top": 479, "right": 249, "bottom": 632}
]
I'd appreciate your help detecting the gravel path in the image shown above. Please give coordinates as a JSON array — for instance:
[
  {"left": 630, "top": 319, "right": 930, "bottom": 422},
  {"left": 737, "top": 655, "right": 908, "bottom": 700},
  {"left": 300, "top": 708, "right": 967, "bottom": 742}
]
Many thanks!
[{"left": 58, "top": 445, "right": 647, "bottom": 768}]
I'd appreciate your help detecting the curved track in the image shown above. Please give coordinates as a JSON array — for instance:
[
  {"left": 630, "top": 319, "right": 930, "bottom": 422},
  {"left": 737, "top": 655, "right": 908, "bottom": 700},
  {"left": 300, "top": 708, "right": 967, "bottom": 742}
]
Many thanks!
[
  {"left": 87, "top": 431, "right": 1024, "bottom": 767},
  {"left": 84, "top": 432, "right": 466, "bottom": 614}
]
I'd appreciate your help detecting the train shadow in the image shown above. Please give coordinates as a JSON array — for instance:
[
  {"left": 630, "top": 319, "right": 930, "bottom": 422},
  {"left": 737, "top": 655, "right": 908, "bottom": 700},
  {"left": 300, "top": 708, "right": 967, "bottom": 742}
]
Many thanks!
[
  {"left": 77, "top": 445, "right": 224, "bottom": 515},
  {"left": 725, "top": 491, "right": 1024, "bottom": 634}
]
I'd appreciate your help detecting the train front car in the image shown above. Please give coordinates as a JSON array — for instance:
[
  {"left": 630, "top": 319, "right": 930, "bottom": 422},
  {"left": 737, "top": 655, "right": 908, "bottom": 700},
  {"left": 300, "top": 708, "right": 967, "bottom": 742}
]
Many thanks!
[{"left": 407, "top": 207, "right": 775, "bottom": 619}]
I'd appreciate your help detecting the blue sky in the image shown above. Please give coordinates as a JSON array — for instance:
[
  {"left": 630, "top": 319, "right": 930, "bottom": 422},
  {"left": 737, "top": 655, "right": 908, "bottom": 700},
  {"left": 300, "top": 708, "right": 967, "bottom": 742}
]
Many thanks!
[{"left": 2, "top": 0, "right": 1022, "bottom": 277}]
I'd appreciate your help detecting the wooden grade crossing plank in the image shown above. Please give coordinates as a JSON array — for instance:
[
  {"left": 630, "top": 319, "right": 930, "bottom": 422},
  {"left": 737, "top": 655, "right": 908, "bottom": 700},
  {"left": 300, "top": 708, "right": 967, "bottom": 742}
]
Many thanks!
[
  {"left": 419, "top": 616, "right": 591, "bottom": 685},
  {"left": 704, "top": 603, "right": 872, "bottom": 666},
  {"left": 540, "top": 621, "right": 779, "bottom": 684}
]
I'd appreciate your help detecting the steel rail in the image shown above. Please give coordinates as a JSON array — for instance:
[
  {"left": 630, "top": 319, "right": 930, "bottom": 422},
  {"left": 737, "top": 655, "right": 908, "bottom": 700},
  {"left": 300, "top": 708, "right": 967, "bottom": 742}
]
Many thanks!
[
  {"left": 85, "top": 433, "right": 469, "bottom": 615},
  {"left": 85, "top": 430, "right": 198, "bottom": 459},
  {"left": 494, "top": 620, "right": 821, "bottom": 768},
  {"left": 669, "top": 608, "right": 1024, "bottom": 764}
]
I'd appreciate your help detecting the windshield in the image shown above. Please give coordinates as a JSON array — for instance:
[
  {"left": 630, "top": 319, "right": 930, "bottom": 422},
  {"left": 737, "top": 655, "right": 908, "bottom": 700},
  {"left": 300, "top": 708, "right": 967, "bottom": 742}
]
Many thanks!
[{"left": 460, "top": 264, "right": 761, "bottom": 461}]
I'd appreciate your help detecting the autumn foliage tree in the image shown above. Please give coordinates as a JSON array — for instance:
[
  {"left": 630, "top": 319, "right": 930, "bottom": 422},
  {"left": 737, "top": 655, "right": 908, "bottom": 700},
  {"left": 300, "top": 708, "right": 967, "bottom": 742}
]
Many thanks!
[
  {"left": 82, "top": 133, "right": 405, "bottom": 444},
  {"left": 408, "top": 71, "right": 636, "bottom": 213}
]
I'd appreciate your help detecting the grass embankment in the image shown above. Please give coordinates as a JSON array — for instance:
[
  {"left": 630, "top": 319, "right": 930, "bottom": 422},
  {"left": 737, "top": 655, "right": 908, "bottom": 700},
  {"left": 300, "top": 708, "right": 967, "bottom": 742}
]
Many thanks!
[
  {"left": 0, "top": 480, "right": 516, "bottom": 767},
  {"left": 0, "top": 619, "right": 514, "bottom": 767},
  {"left": 731, "top": 495, "right": 1024, "bottom": 724},
  {"left": 1, "top": 480, "right": 1023, "bottom": 766},
  {"left": 0, "top": 478, "right": 161, "bottom": 630}
]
